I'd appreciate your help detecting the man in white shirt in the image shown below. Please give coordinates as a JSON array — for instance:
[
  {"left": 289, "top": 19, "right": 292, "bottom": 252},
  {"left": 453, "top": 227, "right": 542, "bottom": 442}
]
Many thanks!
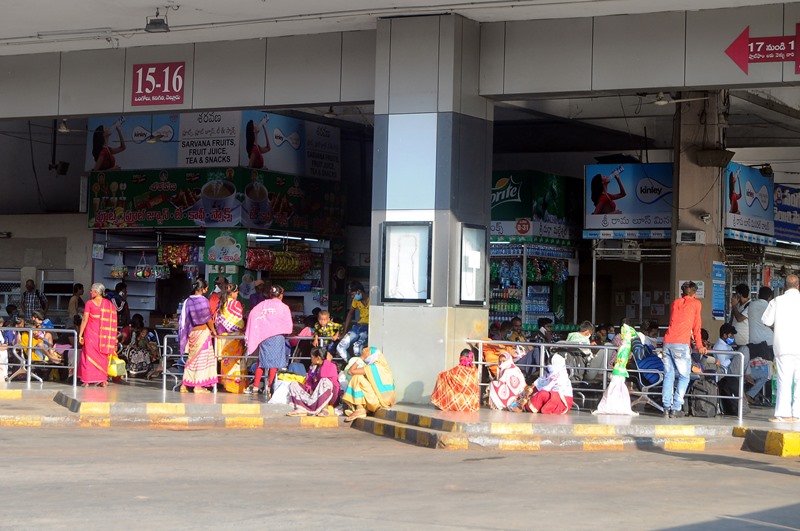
[{"left": 761, "top": 275, "right": 800, "bottom": 422}]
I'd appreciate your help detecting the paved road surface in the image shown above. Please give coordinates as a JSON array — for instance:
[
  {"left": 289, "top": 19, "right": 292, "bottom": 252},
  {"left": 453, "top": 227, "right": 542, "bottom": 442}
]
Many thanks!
[{"left": 2, "top": 427, "right": 799, "bottom": 530}]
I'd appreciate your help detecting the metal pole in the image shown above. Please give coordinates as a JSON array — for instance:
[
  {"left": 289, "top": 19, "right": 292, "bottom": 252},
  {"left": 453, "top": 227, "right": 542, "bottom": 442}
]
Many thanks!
[
  {"left": 592, "top": 244, "right": 597, "bottom": 325},
  {"left": 573, "top": 275, "right": 578, "bottom": 324},
  {"left": 639, "top": 261, "right": 644, "bottom": 324},
  {"left": 25, "top": 328, "right": 32, "bottom": 387},
  {"left": 72, "top": 329, "right": 78, "bottom": 388}
]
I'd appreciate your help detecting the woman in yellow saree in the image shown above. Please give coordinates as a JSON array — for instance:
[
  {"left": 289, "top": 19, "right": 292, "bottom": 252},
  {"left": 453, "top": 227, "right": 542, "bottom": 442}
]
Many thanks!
[
  {"left": 215, "top": 284, "right": 247, "bottom": 393},
  {"left": 342, "top": 346, "right": 395, "bottom": 422}
]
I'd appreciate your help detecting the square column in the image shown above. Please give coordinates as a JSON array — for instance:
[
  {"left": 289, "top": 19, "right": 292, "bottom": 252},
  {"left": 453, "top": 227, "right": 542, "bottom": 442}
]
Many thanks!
[{"left": 369, "top": 15, "right": 493, "bottom": 403}]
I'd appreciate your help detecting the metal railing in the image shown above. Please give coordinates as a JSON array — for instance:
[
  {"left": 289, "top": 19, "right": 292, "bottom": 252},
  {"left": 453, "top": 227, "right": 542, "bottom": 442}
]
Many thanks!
[
  {"left": 468, "top": 338, "right": 747, "bottom": 420},
  {"left": 159, "top": 333, "right": 331, "bottom": 393},
  {"left": 0, "top": 326, "right": 78, "bottom": 388}
]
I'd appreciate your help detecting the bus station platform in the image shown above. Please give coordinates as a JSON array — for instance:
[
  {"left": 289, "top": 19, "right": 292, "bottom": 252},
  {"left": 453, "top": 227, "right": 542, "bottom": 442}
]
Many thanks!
[{"left": 1, "top": 380, "right": 798, "bottom": 457}]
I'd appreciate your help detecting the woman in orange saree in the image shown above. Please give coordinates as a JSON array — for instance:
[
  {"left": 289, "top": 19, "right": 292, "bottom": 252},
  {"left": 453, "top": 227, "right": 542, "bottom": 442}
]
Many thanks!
[
  {"left": 431, "top": 349, "right": 480, "bottom": 412},
  {"left": 78, "top": 283, "right": 118, "bottom": 387},
  {"left": 215, "top": 283, "right": 247, "bottom": 393}
]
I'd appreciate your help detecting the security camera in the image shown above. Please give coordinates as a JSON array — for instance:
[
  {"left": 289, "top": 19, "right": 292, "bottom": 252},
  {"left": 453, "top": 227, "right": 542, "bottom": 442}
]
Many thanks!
[{"left": 700, "top": 213, "right": 712, "bottom": 224}]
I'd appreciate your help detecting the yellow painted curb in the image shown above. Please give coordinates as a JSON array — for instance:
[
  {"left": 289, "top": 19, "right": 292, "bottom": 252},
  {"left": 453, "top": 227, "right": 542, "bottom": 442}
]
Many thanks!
[
  {"left": 574, "top": 424, "right": 615, "bottom": 437},
  {"left": 655, "top": 425, "right": 696, "bottom": 437},
  {"left": 221, "top": 403, "right": 260, "bottom": 416},
  {"left": 418, "top": 416, "right": 432, "bottom": 428},
  {"left": 583, "top": 438, "right": 625, "bottom": 451},
  {"left": 225, "top": 417, "right": 264, "bottom": 429},
  {"left": 374, "top": 422, "right": 385, "bottom": 436},
  {"left": 491, "top": 423, "right": 534, "bottom": 435},
  {"left": 149, "top": 416, "right": 190, "bottom": 427},
  {"left": 299, "top": 416, "right": 339, "bottom": 428},
  {"left": 731, "top": 426, "right": 748, "bottom": 438},
  {"left": 663, "top": 438, "right": 706, "bottom": 452},
  {"left": 416, "top": 431, "right": 433, "bottom": 447},
  {"left": 395, "top": 411, "right": 409, "bottom": 424},
  {"left": 80, "top": 416, "right": 110, "bottom": 428},
  {"left": 498, "top": 440, "right": 542, "bottom": 451},
  {"left": 0, "top": 390, "right": 23, "bottom": 400},
  {"left": 765, "top": 431, "right": 800, "bottom": 457},
  {"left": 80, "top": 403, "right": 111, "bottom": 416},
  {"left": 394, "top": 426, "right": 407, "bottom": 441},
  {"left": 0, "top": 415, "right": 42, "bottom": 427},
  {"left": 146, "top": 403, "right": 185, "bottom": 416},
  {"left": 441, "top": 436, "right": 469, "bottom": 450}
]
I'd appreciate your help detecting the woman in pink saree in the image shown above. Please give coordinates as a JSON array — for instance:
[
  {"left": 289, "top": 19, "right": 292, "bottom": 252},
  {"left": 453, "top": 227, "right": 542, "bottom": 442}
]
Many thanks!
[
  {"left": 179, "top": 278, "right": 218, "bottom": 394},
  {"left": 78, "top": 283, "right": 118, "bottom": 387}
]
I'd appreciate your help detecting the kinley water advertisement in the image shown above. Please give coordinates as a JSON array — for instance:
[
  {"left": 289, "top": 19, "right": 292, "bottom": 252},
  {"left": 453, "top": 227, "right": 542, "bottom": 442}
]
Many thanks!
[
  {"left": 583, "top": 163, "right": 673, "bottom": 236},
  {"left": 724, "top": 161, "right": 774, "bottom": 237},
  {"left": 85, "top": 110, "right": 340, "bottom": 181}
]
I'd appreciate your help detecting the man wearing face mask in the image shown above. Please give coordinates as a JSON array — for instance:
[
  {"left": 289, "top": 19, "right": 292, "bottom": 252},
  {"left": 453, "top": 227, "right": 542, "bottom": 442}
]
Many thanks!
[
  {"left": 713, "top": 323, "right": 738, "bottom": 373},
  {"left": 337, "top": 282, "right": 369, "bottom": 361}
]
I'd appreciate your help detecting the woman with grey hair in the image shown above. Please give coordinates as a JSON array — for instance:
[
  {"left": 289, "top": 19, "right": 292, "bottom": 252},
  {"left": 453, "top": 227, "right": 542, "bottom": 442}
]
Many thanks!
[{"left": 78, "top": 283, "right": 118, "bottom": 386}]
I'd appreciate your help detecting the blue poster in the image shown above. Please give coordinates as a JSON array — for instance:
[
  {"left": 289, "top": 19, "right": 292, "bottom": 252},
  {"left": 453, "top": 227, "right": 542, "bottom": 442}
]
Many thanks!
[
  {"left": 711, "top": 261, "right": 726, "bottom": 320},
  {"left": 774, "top": 183, "right": 800, "bottom": 243},
  {"left": 583, "top": 163, "right": 673, "bottom": 235},
  {"left": 240, "top": 111, "right": 305, "bottom": 175},
  {"left": 724, "top": 162, "right": 773, "bottom": 236}
]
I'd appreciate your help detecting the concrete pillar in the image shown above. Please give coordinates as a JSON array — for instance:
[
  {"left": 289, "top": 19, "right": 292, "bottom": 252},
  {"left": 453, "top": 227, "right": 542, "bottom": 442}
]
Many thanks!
[
  {"left": 672, "top": 92, "right": 724, "bottom": 326},
  {"left": 369, "top": 14, "right": 493, "bottom": 403}
]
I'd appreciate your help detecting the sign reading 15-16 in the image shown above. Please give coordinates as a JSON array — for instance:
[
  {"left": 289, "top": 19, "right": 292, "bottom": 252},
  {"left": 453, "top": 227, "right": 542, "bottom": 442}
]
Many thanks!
[{"left": 131, "top": 62, "right": 185, "bottom": 106}]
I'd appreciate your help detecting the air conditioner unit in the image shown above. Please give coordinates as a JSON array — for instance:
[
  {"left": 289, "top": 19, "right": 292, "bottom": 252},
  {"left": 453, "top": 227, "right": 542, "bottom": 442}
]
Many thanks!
[{"left": 677, "top": 230, "right": 706, "bottom": 244}]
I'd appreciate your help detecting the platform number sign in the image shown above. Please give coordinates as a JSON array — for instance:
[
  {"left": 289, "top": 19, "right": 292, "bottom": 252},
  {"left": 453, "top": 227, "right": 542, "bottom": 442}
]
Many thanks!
[{"left": 131, "top": 62, "right": 185, "bottom": 106}]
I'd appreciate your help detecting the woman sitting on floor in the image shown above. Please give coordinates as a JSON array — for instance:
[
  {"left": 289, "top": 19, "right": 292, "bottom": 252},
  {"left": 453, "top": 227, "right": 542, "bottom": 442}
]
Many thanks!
[
  {"left": 488, "top": 351, "right": 526, "bottom": 410},
  {"left": 431, "top": 348, "right": 480, "bottom": 412},
  {"left": 286, "top": 347, "right": 340, "bottom": 417},
  {"left": 342, "top": 346, "right": 396, "bottom": 422},
  {"left": 520, "top": 353, "right": 573, "bottom": 414}
]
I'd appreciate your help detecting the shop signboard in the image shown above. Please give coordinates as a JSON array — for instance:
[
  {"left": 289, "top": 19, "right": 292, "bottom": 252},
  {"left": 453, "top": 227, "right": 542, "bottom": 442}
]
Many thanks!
[
  {"left": 87, "top": 167, "right": 345, "bottom": 236},
  {"left": 178, "top": 111, "right": 241, "bottom": 168},
  {"left": 85, "top": 111, "right": 340, "bottom": 181},
  {"left": 205, "top": 229, "right": 246, "bottom": 266},
  {"left": 774, "top": 183, "right": 800, "bottom": 243},
  {"left": 490, "top": 171, "right": 580, "bottom": 243},
  {"left": 723, "top": 162, "right": 774, "bottom": 242},
  {"left": 583, "top": 163, "right": 673, "bottom": 239}
]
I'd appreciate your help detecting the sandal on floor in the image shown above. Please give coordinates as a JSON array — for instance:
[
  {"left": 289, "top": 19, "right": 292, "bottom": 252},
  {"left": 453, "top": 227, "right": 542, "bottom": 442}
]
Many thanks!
[
  {"left": 345, "top": 409, "right": 367, "bottom": 422},
  {"left": 287, "top": 410, "right": 308, "bottom": 417}
]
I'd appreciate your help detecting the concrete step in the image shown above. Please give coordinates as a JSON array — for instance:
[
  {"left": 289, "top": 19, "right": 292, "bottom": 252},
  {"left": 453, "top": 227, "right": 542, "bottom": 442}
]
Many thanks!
[{"left": 354, "top": 413, "right": 741, "bottom": 452}]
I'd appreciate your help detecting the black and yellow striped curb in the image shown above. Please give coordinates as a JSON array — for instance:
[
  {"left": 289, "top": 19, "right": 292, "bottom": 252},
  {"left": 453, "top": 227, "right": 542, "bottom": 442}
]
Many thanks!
[
  {"left": 352, "top": 415, "right": 738, "bottom": 452},
  {"left": 0, "top": 413, "right": 343, "bottom": 429},
  {"left": 374, "top": 408, "right": 732, "bottom": 439},
  {"left": 733, "top": 426, "right": 800, "bottom": 457}
]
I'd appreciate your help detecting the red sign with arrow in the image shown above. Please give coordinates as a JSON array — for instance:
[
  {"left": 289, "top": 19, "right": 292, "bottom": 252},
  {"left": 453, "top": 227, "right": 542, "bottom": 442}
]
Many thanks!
[{"left": 725, "top": 25, "right": 799, "bottom": 74}]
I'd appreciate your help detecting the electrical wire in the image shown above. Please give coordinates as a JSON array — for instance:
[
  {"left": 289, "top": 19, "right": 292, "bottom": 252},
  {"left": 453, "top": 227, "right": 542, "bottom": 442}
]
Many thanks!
[{"left": 27, "top": 120, "right": 49, "bottom": 212}]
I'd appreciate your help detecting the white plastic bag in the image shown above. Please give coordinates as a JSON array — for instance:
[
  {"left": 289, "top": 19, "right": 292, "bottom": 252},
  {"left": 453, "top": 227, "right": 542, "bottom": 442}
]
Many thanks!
[{"left": 268, "top": 380, "right": 291, "bottom": 404}]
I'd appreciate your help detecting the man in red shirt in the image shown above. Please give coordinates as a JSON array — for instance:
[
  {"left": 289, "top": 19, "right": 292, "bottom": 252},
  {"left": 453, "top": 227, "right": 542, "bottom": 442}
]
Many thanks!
[{"left": 662, "top": 281, "right": 707, "bottom": 418}]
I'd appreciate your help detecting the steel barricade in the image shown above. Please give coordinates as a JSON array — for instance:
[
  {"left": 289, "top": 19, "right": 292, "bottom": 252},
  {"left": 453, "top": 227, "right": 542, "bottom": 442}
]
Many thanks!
[
  {"left": 161, "top": 334, "right": 327, "bottom": 393},
  {"left": 467, "top": 339, "right": 616, "bottom": 401},
  {"left": 0, "top": 326, "right": 78, "bottom": 388}
]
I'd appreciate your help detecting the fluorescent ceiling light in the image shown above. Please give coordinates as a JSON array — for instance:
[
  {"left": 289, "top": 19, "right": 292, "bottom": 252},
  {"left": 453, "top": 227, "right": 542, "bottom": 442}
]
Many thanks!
[{"left": 37, "top": 27, "right": 112, "bottom": 38}]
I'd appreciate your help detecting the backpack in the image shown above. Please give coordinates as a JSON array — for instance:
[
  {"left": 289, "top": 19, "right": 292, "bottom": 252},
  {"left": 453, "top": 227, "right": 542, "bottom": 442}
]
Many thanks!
[{"left": 688, "top": 378, "right": 718, "bottom": 417}]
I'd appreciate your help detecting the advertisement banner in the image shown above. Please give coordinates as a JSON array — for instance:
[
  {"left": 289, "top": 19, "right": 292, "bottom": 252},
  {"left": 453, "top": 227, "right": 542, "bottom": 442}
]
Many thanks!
[
  {"left": 774, "top": 183, "right": 800, "bottom": 243},
  {"left": 205, "top": 228, "right": 246, "bottom": 266},
  {"left": 724, "top": 162, "right": 774, "bottom": 236},
  {"left": 85, "top": 111, "right": 340, "bottom": 181},
  {"left": 490, "top": 171, "right": 580, "bottom": 243},
  {"left": 88, "top": 168, "right": 345, "bottom": 236},
  {"left": 583, "top": 163, "right": 673, "bottom": 236},
  {"left": 240, "top": 111, "right": 305, "bottom": 175},
  {"left": 178, "top": 111, "right": 241, "bottom": 168},
  {"left": 712, "top": 261, "right": 726, "bottom": 320}
]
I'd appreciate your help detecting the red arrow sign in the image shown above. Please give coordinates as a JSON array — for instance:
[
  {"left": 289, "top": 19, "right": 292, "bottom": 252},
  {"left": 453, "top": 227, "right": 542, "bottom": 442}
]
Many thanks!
[{"left": 725, "top": 25, "right": 799, "bottom": 74}]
